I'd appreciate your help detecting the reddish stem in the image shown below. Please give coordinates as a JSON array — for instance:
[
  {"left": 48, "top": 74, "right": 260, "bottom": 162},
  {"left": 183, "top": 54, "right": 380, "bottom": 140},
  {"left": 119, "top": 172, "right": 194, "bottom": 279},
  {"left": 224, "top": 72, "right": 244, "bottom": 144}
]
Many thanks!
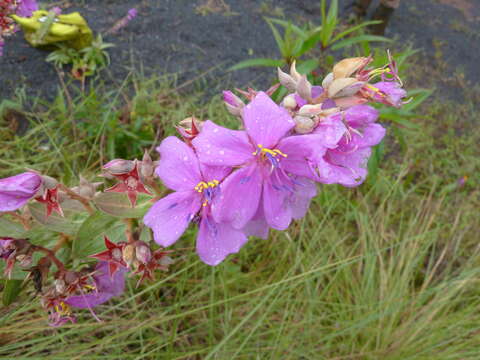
[{"left": 32, "top": 245, "right": 66, "bottom": 273}]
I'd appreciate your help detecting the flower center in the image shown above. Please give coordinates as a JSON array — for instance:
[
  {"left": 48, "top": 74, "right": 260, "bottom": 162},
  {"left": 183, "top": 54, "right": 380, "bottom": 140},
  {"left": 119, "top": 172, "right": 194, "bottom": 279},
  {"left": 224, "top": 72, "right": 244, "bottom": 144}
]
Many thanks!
[
  {"left": 252, "top": 144, "right": 287, "bottom": 168},
  {"left": 194, "top": 180, "right": 220, "bottom": 207},
  {"left": 55, "top": 301, "right": 72, "bottom": 316}
]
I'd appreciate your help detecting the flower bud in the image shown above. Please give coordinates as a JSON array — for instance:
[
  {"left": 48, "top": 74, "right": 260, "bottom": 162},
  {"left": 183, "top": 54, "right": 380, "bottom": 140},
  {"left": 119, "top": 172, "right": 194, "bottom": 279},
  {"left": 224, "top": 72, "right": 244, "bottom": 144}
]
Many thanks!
[
  {"left": 73, "top": 176, "right": 102, "bottom": 199},
  {"left": 333, "top": 57, "right": 367, "bottom": 79},
  {"left": 282, "top": 94, "right": 297, "bottom": 110},
  {"left": 277, "top": 67, "right": 297, "bottom": 92},
  {"left": 135, "top": 242, "right": 152, "bottom": 264},
  {"left": 140, "top": 150, "right": 155, "bottom": 179},
  {"left": 122, "top": 244, "right": 135, "bottom": 267},
  {"left": 289, "top": 60, "right": 302, "bottom": 82},
  {"left": 293, "top": 115, "right": 315, "bottom": 134},
  {"left": 327, "top": 78, "right": 359, "bottom": 98},
  {"left": 177, "top": 117, "right": 204, "bottom": 141},
  {"left": 298, "top": 104, "right": 325, "bottom": 116},
  {"left": 322, "top": 72, "right": 334, "bottom": 89},
  {"left": 41, "top": 175, "right": 58, "bottom": 190},
  {"left": 223, "top": 90, "right": 244, "bottom": 108},
  {"left": 223, "top": 94, "right": 244, "bottom": 116},
  {"left": 55, "top": 278, "right": 66, "bottom": 294},
  {"left": 103, "top": 159, "right": 135, "bottom": 176},
  {"left": 296, "top": 75, "right": 312, "bottom": 102}
]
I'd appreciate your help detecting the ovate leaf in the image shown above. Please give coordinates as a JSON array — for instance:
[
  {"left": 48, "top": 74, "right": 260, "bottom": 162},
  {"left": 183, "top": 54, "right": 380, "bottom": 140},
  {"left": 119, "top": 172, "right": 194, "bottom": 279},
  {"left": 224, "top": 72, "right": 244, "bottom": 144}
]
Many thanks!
[
  {"left": 73, "top": 211, "right": 126, "bottom": 258},
  {"left": 93, "top": 192, "right": 152, "bottom": 218}
]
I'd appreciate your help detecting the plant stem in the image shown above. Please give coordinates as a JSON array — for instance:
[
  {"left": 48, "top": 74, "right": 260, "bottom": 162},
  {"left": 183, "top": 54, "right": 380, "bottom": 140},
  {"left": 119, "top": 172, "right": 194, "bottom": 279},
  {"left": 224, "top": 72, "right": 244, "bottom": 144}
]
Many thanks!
[
  {"left": 32, "top": 245, "right": 66, "bottom": 273},
  {"left": 58, "top": 184, "right": 95, "bottom": 214}
]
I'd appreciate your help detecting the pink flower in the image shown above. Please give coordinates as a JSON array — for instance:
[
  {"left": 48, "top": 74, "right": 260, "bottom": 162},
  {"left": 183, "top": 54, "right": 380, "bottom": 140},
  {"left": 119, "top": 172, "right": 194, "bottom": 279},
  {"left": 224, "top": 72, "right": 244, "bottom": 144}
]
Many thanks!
[
  {"left": 144, "top": 136, "right": 248, "bottom": 266},
  {"left": 193, "top": 92, "right": 322, "bottom": 231},
  {"left": 65, "top": 262, "right": 126, "bottom": 309},
  {"left": 314, "top": 105, "right": 385, "bottom": 187},
  {"left": 0, "top": 171, "right": 42, "bottom": 212},
  {"left": 371, "top": 81, "right": 407, "bottom": 107}
]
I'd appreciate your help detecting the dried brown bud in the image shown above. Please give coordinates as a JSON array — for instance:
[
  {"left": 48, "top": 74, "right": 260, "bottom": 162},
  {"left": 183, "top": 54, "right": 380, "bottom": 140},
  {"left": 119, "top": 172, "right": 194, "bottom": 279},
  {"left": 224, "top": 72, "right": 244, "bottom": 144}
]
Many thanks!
[{"left": 122, "top": 244, "right": 135, "bottom": 266}]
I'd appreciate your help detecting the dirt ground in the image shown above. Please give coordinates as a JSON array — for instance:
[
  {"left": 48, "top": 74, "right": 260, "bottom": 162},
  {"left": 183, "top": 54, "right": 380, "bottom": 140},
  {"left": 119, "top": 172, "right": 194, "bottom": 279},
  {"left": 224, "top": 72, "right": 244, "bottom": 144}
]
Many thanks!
[{"left": 0, "top": 0, "right": 479, "bottom": 103}]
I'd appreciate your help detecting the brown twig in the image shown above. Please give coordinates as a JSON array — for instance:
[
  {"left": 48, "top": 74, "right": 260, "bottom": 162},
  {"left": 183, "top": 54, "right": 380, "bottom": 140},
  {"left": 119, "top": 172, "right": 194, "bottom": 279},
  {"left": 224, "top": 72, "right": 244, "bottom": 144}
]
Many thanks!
[
  {"left": 32, "top": 245, "right": 66, "bottom": 272},
  {"left": 123, "top": 218, "right": 135, "bottom": 243}
]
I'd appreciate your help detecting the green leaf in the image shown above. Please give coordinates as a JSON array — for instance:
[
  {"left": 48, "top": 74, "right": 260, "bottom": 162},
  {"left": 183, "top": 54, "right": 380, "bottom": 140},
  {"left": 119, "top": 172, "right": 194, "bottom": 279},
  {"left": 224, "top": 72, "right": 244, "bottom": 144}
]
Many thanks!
[
  {"left": 403, "top": 89, "right": 433, "bottom": 111},
  {"left": 331, "top": 20, "right": 382, "bottom": 43},
  {"left": 73, "top": 211, "right": 126, "bottom": 258},
  {"left": 28, "top": 200, "right": 82, "bottom": 235},
  {"left": 296, "top": 59, "right": 319, "bottom": 75},
  {"left": 0, "top": 217, "right": 26, "bottom": 238},
  {"left": 296, "top": 28, "right": 323, "bottom": 57},
  {"left": 331, "top": 35, "right": 392, "bottom": 51},
  {"left": 266, "top": 18, "right": 307, "bottom": 38},
  {"left": 2, "top": 279, "right": 23, "bottom": 306},
  {"left": 265, "top": 17, "right": 286, "bottom": 57},
  {"left": 229, "top": 58, "right": 285, "bottom": 71},
  {"left": 93, "top": 192, "right": 151, "bottom": 218}
]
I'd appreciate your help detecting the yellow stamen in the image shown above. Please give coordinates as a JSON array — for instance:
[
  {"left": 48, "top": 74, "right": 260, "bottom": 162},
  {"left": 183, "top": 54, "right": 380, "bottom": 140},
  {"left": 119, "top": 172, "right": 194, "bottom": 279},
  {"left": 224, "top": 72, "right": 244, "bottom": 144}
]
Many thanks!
[
  {"left": 55, "top": 301, "right": 71, "bottom": 316},
  {"left": 252, "top": 144, "right": 288, "bottom": 158}
]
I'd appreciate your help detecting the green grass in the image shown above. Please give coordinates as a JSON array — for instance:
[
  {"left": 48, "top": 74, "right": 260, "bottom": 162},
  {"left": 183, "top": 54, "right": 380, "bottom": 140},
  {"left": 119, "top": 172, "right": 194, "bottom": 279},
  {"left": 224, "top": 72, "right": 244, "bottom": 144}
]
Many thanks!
[{"left": 0, "top": 68, "right": 479, "bottom": 359}]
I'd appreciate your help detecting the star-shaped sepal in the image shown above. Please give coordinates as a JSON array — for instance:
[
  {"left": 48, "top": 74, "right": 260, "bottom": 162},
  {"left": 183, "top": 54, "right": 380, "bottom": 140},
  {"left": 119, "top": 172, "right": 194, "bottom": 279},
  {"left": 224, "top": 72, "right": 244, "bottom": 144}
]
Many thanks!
[
  {"left": 89, "top": 236, "right": 127, "bottom": 278},
  {"left": 104, "top": 162, "right": 152, "bottom": 207},
  {"left": 35, "top": 186, "right": 64, "bottom": 217},
  {"left": 133, "top": 249, "right": 173, "bottom": 287}
]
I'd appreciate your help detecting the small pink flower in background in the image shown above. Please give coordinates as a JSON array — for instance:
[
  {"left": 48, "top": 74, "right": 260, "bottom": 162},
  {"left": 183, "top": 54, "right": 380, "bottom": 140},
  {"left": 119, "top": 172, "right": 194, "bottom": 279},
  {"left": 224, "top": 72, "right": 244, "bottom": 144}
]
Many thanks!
[
  {"left": 107, "top": 7, "right": 138, "bottom": 34},
  {"left": 0, "top": 171, "right": 42, "bottom": 212},
  {"left": 457, "top": 175, "right": 468, "bottom": 188}
]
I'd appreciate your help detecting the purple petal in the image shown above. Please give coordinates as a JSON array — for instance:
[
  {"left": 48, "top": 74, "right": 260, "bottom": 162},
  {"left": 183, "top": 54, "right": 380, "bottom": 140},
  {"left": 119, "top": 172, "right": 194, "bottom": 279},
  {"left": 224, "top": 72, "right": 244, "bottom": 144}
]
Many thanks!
[
  {"left": 0, "top": 171, "right": 42, "bottom": 212},
  {"left": 242, "top": 205, "right": 269, "bottom": 239},
  {"left": 317, "top": 147, "right": 372, "bottom": 187},
  {"left": 155, "top": 136, "right": 202, "bottom": 191},
  {"left": 243, "top": 92, "right": 295, "bottom": 148},
  {"left": 289, "top": 177, "right": 317, "bottom": 219},
  {"left": 262, "top": 174, "right": 293, "bottom": 230},
  {"left": 192, "top": 120, "right": 252, "bottom": 167},
  {"left": 66, "top": 262, "right": 126, "bottom": 309},
  {"left": 212, "top": 165, "right": 262, "bottom": 229},
  {"left": 196, "top": 215, "right": 248, "bottom": 266},
  {"left": 373, "top": 81, "right": 407, "bottom": 107},
  {"left": 343, "top": 105, "right": 380, "bottom": 126},
  {"left": 277, "top": 134, "right": 328, "bottom": 179},
  {"left": 313, "top": 117, "right": 347, "bottom": 148},
  {"left": 144, "top": 191, "right": 201, "bottom": 247},
  {"left": 350, "top": 123, "right": 386, "bottom": 148}
]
